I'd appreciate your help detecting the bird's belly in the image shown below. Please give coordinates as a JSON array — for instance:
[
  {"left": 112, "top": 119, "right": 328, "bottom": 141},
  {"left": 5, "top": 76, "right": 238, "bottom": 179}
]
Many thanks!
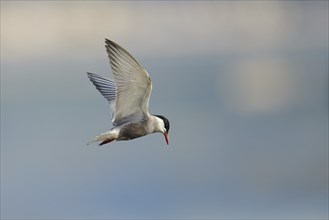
[{"left": 118, "top": 123, "right": 149, "bottom": 140}]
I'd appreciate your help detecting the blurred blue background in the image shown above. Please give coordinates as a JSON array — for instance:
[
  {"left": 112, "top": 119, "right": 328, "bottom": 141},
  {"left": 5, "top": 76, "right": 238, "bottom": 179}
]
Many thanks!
[{"left": 1, "top": 1, "right": 328, "bottom": 219}]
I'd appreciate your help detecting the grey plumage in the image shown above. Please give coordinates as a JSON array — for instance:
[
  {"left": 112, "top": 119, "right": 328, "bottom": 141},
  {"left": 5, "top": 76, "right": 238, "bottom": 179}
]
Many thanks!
[{"left": 87, "top": 39, "right": 170, "bottom": 146}]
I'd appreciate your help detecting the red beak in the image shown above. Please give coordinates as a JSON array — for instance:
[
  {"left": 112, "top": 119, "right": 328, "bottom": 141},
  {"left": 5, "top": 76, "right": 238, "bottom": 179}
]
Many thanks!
[{"left": 164, "top": 132, "right": 169, "bottom": 145}]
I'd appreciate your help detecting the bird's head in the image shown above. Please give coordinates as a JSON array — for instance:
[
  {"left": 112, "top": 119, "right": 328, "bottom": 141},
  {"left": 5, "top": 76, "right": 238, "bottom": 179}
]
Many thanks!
[{"left": 154, "top": 115, "right": 170, "bottom": 145}]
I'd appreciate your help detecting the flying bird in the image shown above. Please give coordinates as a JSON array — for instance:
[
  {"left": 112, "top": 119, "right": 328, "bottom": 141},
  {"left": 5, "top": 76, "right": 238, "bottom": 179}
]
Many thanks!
[{"left": 87, "top": 39, "right": 170, "bottom": 146}]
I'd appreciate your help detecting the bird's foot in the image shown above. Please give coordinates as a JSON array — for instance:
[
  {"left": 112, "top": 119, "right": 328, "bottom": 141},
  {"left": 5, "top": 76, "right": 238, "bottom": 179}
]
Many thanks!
[{"left": 99, "top": 138, "right": 115, "bottom": 146}]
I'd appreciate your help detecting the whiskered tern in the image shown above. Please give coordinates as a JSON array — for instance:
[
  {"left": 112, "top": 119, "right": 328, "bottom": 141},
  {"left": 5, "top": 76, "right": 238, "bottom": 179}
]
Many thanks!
[{"left": 87, "top": 39, "right": 170, "bottom": 146}]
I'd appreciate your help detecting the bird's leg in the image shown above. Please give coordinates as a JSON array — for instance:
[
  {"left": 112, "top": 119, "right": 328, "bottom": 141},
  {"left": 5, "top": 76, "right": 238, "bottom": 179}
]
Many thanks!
[{"left": 99, "top": 138, "right": 115, "bottom": 146}]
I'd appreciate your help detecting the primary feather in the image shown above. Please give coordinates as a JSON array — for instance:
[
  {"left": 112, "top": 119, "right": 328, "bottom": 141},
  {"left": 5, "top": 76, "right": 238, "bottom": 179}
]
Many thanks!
[
  {"left": 87, "top": 39, "right": 153, "bottom": 126},
  {"left": 105, "top": 39, "right": 152, "bottom": 125}
]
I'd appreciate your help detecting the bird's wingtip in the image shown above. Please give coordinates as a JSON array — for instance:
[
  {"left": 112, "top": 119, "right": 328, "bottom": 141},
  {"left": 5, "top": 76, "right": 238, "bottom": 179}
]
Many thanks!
[
  {"left": 86, "top": 72, "right": 96, "bottom": 80},
  {"left": 105, "top": 38, "right": 112, "bottom": 45}
]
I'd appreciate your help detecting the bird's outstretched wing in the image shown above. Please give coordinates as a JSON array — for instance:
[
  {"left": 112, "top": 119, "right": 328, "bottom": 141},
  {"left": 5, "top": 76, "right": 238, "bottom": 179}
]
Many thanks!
[
  {"left": 87, "top": 72, "right": 116, "bottom": 121},
  {"left": 105, "top": 39, "right": 152, "bottom": 125}
]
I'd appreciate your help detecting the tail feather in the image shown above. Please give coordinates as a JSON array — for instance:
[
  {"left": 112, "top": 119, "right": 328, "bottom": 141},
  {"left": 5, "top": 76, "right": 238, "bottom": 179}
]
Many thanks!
[{"left": 87, "top": 130, "right": 118, "bottom": 146}]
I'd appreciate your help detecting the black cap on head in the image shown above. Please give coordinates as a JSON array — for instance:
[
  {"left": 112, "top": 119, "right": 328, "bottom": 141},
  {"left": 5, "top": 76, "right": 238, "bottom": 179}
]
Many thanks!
[{"left": 155, "top": 115, "right": 170, "bottom": 133}]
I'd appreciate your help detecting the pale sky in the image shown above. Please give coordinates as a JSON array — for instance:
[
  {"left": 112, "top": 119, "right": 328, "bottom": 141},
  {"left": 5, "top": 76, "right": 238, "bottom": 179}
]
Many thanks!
[{"left": 1, "top": 1, "right": 328, "bottom": 219}]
